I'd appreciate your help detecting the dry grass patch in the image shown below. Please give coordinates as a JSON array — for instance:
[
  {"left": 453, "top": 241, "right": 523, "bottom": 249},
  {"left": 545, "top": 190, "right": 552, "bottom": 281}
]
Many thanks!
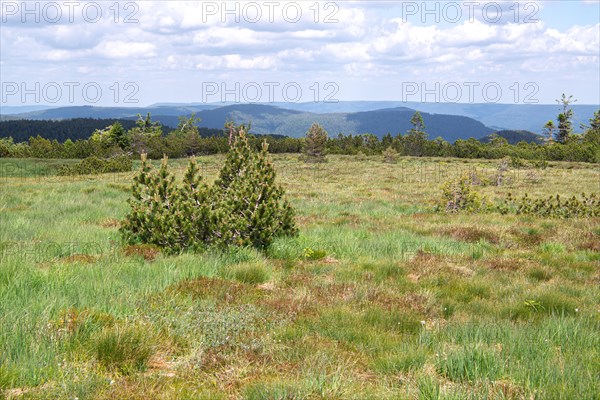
[
  {"left": 578, "top": 237, "right": 600, "bottom": 252},
  {"left": 261, "top": 279, "right": 357, "bottom": 320},
  {"left": 441, "top": 226, "right": 501, "bottom": 244},
  {"left": 485, "top": 258, "right": 525, "bottom": 271},
  {"left": 332, "top": 212, "right": 362, "bottom": 226},
  {"left": 123, "top": 244, "right": 160, "bottom": 261},
  {"left": 99, "top": 218, "right": 121, "bottom": 228},
  {"left": 407, "top": 251, "right": 474, "bottom": 278},
  {"left": 510, "top": 227, "right": 545, "bottom": 246},
  {"left": 59, "top": 253, "right": 98, "bottom": 264},
  {"left": 365, "top": 288, "right": 434, "bottom": 315},
  {"left": 169, "top": 276, "right": 261, "bottom": 305}
]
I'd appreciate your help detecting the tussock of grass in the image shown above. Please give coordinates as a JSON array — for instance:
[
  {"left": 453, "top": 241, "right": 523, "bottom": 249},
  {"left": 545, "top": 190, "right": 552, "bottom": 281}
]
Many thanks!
[
  {"left": 436, "top": 345, "right": 503, "bottom": 382},
  {"left": 90, "top": 326, "right": 154, "bottom": 374},
  {"left": 372, "top": 344, "right": 428, "bottom": 374},
  {"left": 230, "top": 263, "right": 271, "bottom": 284}
]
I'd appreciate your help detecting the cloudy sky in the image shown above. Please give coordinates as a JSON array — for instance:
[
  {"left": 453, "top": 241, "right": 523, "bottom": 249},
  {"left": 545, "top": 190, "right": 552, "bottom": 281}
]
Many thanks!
[{"left": 1, "top": 0, "right": 599, "bottom": 106}]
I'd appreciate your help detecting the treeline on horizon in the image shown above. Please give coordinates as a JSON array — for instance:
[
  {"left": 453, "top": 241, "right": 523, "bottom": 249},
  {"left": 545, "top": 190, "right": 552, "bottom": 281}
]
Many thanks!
[
  {"left": 0, "top": 117, "right": 230, "bottom": 143},
  {"left": 1, "top": 110, "right": 599, "bottom": 163}
]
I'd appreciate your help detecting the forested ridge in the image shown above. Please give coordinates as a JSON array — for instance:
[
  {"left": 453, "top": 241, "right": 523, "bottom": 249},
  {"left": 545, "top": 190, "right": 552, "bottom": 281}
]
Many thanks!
[{"left": 0, "top": 118, "right": 228, "bottom": 143}]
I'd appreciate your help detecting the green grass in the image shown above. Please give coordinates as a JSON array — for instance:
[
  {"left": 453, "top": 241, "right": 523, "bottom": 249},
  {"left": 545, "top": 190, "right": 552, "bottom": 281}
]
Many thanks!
[
  {"left": 0, "top": 155, "right": 598, "bottom": 399},
  {"left": 91, "top": 326, "right": 154, "bottom": 374}
]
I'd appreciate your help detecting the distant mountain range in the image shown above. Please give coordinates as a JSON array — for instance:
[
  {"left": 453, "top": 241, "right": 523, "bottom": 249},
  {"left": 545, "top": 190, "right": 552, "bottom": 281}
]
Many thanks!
[
  {"left": 268, "top": 102, "right": 598, "bottom": 133},
  {"left": 1, "top": 101, "right": 597, "bottom": 143},
  {"left": 0, "top": 103, "right": 493, "bottom": 142}
]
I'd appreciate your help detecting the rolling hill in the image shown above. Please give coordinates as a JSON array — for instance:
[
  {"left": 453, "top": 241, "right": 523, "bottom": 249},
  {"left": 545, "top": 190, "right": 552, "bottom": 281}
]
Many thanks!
[
  {"left": 270, "top": 102, "right": 599, "bottom": 133},
  {"left": 3, "top": 102, "right": 598, "bottom": 136},
  {"left": 1, "top": 104, "right": 495, "bottom": 143},
  {"left": 479, "top": 130, "right": 545, "bottom": 145}
]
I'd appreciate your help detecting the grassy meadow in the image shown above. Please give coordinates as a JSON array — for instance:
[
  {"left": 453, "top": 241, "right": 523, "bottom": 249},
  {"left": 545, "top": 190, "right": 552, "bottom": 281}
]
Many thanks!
[{"left": 0, "top": 155, "right": 599, "bottom": 399}]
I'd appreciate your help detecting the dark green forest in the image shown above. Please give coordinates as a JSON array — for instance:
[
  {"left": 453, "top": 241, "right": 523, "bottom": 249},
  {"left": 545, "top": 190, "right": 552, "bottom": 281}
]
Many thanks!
[{"left": 0, "top": 118, "right": 228, "bottom": 143}]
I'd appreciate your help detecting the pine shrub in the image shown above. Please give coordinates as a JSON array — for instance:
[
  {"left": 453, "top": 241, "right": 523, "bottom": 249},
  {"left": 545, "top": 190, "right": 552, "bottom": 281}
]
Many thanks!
[
  {"left": 499, "top": 192, "right": 599, "bottom": 218},
  {"left": 437, "top": 174, "right": 488, "bottom": 213},
  {"left": 213, "top": 132, "right": 297, "bottom": 248},
  {"left": 494, "top": 158, "right": 510, "bottom": 187},
  {"left": 120, "top": 125, "right": 297, "bottom": 254},
  {"left": 57, "top": 155, "right": 132, "bottom": 176},
  {"left": 355, "top": 151, "right": 367, "bottom": 161},
  {"left": 530, "top": 159, "right": 549, "bottom": 169},
  {"left": 382, "top": 146, "right": 399, "bottom": 163},
  {"left": 509, "top": 156, "right": 526, "bottom": 169}
]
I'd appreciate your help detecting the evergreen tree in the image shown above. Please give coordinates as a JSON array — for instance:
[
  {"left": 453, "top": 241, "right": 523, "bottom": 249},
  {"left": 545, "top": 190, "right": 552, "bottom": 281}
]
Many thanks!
[
  {"left": 555, "top": 94, "right": 576, "bottom": 143},
  {"left": 128, "top": 113, "right": 163, "bottom": 155},
  {"left": 303, "top": 123, "right": 328, "bottom": 163},
  {"left": 581, "top": 109, "right": 600, "bottom": 134},
  {"left": 582, "top": 110, "right": 600, "bottom": 159},
  {"left": 174, "top": 114, "right": 202, "bottom": 156},
  {"left": 590, "top": 110, "right": 600, "bottom": 131},
  {"left": 542, "top": 120, "right": 555, "bottom": 144},
  {"left": 108, "top": 122, "right": 129, "bottom": 150},
  {"left": 489, "top": 133, "right": 509, "bottom": 147},
  {"left": 176, "top": 158, "right": 214, "bottom": 250},
  {"left": 214, "top": 127, "right": 297, "bottom": 248},
  {"left": 405, "top": 111, "right": 428, "bottom": 156},
  {"left": 410, "top": 111, "right": 426, "bottom": 133},
  {"left": 381, "top": 133, "right": 393, "bottom": 149},
  {"left": 120, "top": 155, "right": 181, "bottom": 252}
]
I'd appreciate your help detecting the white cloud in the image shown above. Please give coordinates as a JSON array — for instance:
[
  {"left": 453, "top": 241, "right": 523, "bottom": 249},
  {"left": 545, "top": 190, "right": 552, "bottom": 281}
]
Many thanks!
[
  {"left": 194, "top": 54, "right": 277, "bottom": 70},
  {"left": 0, "top": 0, "right": 598, "bottom": 104},
  {"left": 93, "top": 41, "right": 156, "bottom": 59}
]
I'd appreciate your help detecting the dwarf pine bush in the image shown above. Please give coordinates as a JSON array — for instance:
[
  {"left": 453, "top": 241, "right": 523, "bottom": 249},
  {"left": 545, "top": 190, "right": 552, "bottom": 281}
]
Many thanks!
[
  {"left": 120, "top": 125, "right": 297, "bottom": 254},
  {"left": 499, "top": 192, "right": 599, "bottom": 218},
  {"left": 437, "top": 174, "right": 488, "bottom": 213},
  {"left": 57, "top": 155, "right": 132, "bottom": 176},
  {"left": 213, "top": 131, "right": 297, "bottom": 248},
  {"left": 382, "top": 146, "right": 399, "bottom": 163}
]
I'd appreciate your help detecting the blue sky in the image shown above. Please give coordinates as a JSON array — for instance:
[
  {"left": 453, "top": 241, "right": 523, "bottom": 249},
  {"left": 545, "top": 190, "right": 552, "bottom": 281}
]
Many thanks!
[{"left": 1, "top": 0, "right": 598, "bottom": 106}]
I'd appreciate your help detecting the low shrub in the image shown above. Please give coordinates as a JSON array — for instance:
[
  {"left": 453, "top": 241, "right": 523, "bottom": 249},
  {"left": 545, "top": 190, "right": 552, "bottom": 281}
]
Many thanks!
[
  {"left": 382, "top": 146, "right": 399, "bottom": 163},
  {"left": 355, "top": 151, "right": 367, "bottom": 161},
  {"left": 509, "top": 156, "right": 527, "bottom": 169},
  {"left": 531, "top": 159, "right": 549, "bottom": 169},
  {"left": 437, "top": 174, "right": 488, "bottom": 213},
  {"left": 499, "top": 192, "right": 599, "bottom": 218},
  {"left": 120, "top": 124, "right": 297, "bottom": 254},
  {"left": 57, "top": 155, "right": 132, "bottom": 176}
]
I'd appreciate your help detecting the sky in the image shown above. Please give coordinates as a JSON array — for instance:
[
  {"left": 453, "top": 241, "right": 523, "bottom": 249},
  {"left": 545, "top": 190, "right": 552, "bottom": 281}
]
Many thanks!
[{"left": 0, "top": 0, "right": 599, "bottom": 107}]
